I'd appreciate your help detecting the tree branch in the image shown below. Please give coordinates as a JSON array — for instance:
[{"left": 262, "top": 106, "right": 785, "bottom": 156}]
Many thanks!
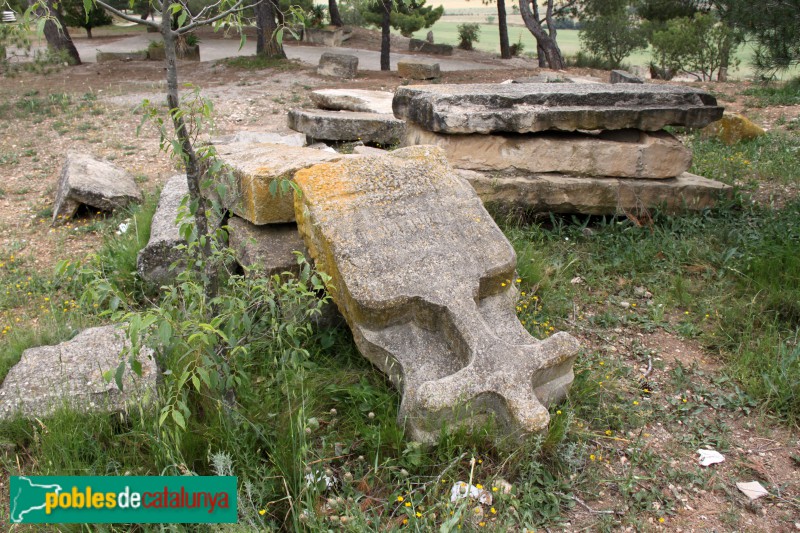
[
  {"left": 178, "top": 0, "right": 248, "bottom": 33},
  {"left": 96, "top": 0, "right": 160, "bottom": 29}
]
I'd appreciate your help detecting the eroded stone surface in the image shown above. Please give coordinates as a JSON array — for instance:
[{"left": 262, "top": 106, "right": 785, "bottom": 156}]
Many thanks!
[
  {"left": 214, "top": 142, "right": 348, "bottom": 224},
  {"left": 317, "top": 52, "right": 358, "bottom": 78},
  {"left": 701, "top": 112, "right": 766, "bottom": 145},
  {"left": 287, "top": 109, "right": 405, "bottom": 145},
  {"left": 293, "top": 146, "right": 580, "bottom": 442},
  {"left": 227, "top": 216, "right": 307, "bottom": 275},
  {"left": 610, "top": 69, "right": 644, "bottom": 84},
  {"left": 393, "top": 83, "right": 724, "bottom": 133},
  {"left": 310, "top": 89, "right": 395, "bottom": 114},
  {"left": 397, "top": 60, "right": 441, "bottom": 80},
  {"left": 0, "top": 325, "right": 157, "bottom": 420},
  {"left": 137, "top": 175, "right": 189, "bottom": 286},
  {"left": 404, "top": 126, "right": 692, "bottom": 178},
  {"left": 461, "top": 169, "right": 733, "bottom": 215},
  {"left": 53, "top": 152, "right": 142, "bottom": 225}
]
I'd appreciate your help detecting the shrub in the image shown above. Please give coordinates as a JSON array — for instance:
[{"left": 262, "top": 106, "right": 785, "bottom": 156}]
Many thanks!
[
  {"left": 510, "top": 35, "right": 525, "bottom": 57},
  {"left": 457, "top": 23, "right": 480, "bottom": 51}
]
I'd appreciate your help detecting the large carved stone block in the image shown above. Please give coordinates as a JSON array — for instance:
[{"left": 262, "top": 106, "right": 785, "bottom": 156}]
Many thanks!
[
  {"left": 393, "top": 83, "right": 724, "bottom": 134},
  {"left": 404, "top": 125, "right": 692, "bottom": 179},
  {"left": 294, "top": 146, "right": 580, "bottom": 442}
]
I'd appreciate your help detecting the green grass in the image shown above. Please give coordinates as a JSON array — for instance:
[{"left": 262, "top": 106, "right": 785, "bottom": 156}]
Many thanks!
[{"left": 742, "top": 77, "right": 800, "bottom": 107}]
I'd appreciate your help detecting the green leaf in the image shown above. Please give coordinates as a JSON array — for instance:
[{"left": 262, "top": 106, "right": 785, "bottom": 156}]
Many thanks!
[
  {"left": 191, "top": 374, "right": 201, "bottom": 391},
  {"left": 172, "top": 409, "right": 186, "bottom": 430},
  {"left": 177, "top": 11, "right": 187, "bottom": 28},
  {"left": 83, "top": 0, "right": 93, "bottom": 23},
  {"left": 114, "top": 360, "right": 126, "bottom": 392}
]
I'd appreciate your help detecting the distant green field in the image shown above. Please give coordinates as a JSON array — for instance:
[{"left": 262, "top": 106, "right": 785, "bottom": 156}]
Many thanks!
[{"left": 409, "top": 21, "right": 797, "bottom": 80}]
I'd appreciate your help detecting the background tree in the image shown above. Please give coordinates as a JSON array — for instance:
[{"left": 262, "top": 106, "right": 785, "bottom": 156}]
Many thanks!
[
  {"left": 328, "top": 0, "right": 343, "bottom": 25},
  {"left": 482, "top": 0, "right": 510, "bottom": 59},
  {"left": 518, "top": 0, "right": 577, "bottom": 69},
  {"left": 725, "top": 0, "right": 800, "bottom": 76},
  {"left": 362, "top": 0, "right": 443, "bottom": 38},
  {"left": 579, "top": 0, "right": 646, "bottom": 68},
  {"left": 27, "top": 0, "right": 81, "bottom": 64},
  {"left": 255, "top": 0, "right": 285, "bottom": 58},
  {"left": 649, "top": 11, "right": 739, "bottom": 81},
  {"left": 59, "top": 0, "right": 112, "bottom": 38},
  {"left": 457, "top": 22, "right": 479, "bottom": 50}
]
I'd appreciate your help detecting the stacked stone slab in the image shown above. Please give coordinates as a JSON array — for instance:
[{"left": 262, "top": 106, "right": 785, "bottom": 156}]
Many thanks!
[
  {"left": 288, "top": 89, "right": 405, "bottom": 146},
  {"left": 395, "top": 83, "right": 732, "bottom": 215}
]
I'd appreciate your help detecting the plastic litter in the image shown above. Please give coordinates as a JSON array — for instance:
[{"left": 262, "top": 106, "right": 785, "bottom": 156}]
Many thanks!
[
  {"left": 450, "top": 482, "right": 492, "bottom": 505},
  {"left": 736, "top": 481, "right": 768, "bottom": 501},
  {"left": 697, "top": 449, "right": 725, "bottom": 466}
]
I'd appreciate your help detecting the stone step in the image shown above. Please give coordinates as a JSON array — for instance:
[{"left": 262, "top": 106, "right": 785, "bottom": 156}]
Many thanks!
[
  {"left": 288, "top": 109, "right": 405, "bottom": 146},
  {"left": 310, "top": 89, "right": 395, "bottom": 114},
  {"left": 404, "top": 125, "right": 692, "bottom": 179},
  {"left": 393, "top": 82, "right": 724, "bottom": 134},
  {"left": 212, "top": 142, "right": 349, "bottom": 225},
  {"left": 459, "top": 170, "right": 733, "bottom": 215},
  {"left": 293, "top": 145, "right": 579, "bottom": 443}
]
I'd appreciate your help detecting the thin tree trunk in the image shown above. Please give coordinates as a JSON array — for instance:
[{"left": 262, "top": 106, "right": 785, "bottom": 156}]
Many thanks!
[
  {"left": 160, "top": 4, "right": 210, "bottom": 256},
  {"left": 329, "top": 0, "right": 343, "bottom": 27},
  {"left": 255, "top": 0, "right": 286, "bottom": 58},
  {"left": 518, "top": 0, "right": 564, "bottom": 69},
  {"left": 497, "top": 0, "right": 510, "bottom": 59},
  {"left": 31, "top": 0, "right": 81, "bottom": 65},
  {"left": 380, "top": 0, "right": 391, "bottom": 71},
  {"left": 86, "top": 27, "right": 92, "bottom": 39}
]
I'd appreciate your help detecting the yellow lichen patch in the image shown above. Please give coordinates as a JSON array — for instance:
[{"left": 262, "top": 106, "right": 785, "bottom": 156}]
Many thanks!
[{"left": 702, "top": 113, "right": 766, "bottom": 145}]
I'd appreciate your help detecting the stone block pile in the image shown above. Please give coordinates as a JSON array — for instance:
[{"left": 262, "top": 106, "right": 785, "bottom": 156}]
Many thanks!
[
  {"left": 395, "top": 83, "right": 732, "bottom": 215},
  {"left": 288, "top": 88, "right": 405, "bottom": 146}
]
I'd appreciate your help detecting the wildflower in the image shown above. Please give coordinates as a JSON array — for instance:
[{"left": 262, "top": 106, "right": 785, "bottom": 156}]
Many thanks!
[
  {"left": 479, "top": 522, "right": 486, "bottom": 527},
  {"left": 405, "top": 502, "right": 411, "bottom": 508},
  {"left": 475, "top": 484, "right": 483, "bottom": 490},
  {"left": 556, "top": 410, "right": 562, "bottom": 415},
  {"left": 490, "top": 507, "right": 496, "bottom": 514},
  {"left": 397, "top": 496, "right": 404, "bottom": 502},
  {"left": 682, "top": 398, "right": 688, "bottom": 403},
  {"left": 516, "top": 278, "right": 521, "bottom": 283},
  {"left": 605, "top": 430, "right": 612, "bottom": 436},
  {"left": 415, "top": 512, "right": 421, "bottom": 518},
  {"left": 492, "top": 487, "right": 498, "bottom": 492},
  {"left": 659, "top": 517, "right": 665, "bottom": 523},
  {"left": 633, "top": 401, "right": 639, "bottom": 405},
  {"left": 402, "top": 518, "right": 408, "bottom": 525},
  {"left": 501, "top": 282, "right": 506, "bottom": 287},
  {"left": 684, "top": 311, "right": 689, "bottom": 315},
  {"left": 590, "top": 454, "right": 596, "bottom": 461}
]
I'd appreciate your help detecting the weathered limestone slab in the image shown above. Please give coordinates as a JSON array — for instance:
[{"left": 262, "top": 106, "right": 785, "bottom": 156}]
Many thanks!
[
  {"left": 53, "top": 152, "right": 142, "bottom": 226},
  {"left": 137, "top": 175, "right": 189, "bottom": 286},
  {"left": 404, "top": 125, "right": 692, "bottom": 178},
  {"left": 317, "top": 52, "right": 358, "bottom": 78},
  {"left": 397, "top": 60, "right": 441, "bottom": 80},
  {"left": 701, "top": 112, "right": 766, "bottom": 145},
  {"left": 461, "top": 170, "right": 733, "bottom": 215},
  {"left": 304, "top": 27, "right": 345, "bottom": 47},
  {"left": 610, "top": 69, "right": 644, "bottom": 84},
  {"left": 393, "top": 83, "right": 724, "bottom": 133},
  {"left": 310, "top": 89, "right": 395, "bottom": 114},
  {"left": 0, "top": 325, "right": 157, "bottom": 420},
  {"left": 211, "top": 131, "right": 306, "bottom": 147},
  {"left": 353, "top": 145, "right": 388, "bottom": 155},
  {"left": 409, "top": 38, "right": 453, "bottom": 56},
  {"left": 293, "top": 146, "right": 580, "bottom": 442},
  {"left": 227, "top": 216, "right": 307, "bottom": 275},
  {"left": 213, "top": 142, "right": 348, "bottom": 224},
  {"left": 287, "top": 109, "right": 405, "bottom": 145}
]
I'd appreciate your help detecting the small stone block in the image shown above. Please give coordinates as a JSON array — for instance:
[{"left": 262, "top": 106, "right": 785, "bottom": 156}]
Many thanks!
[
  {"left": 317, "top": 52, "right": 358, "bottom": 78},
  {"left": 610, "top": 69, "right": 644, "bottom": 84},
  {"left": 409, "top": 38, "right": 453, "bottom": 56},
  {"left": 288, "top": 109, "right": 405, "bottom": 145},
  {"left": 227, "top": 217, "right": 307, "bottom": 276},
  {"left": 397, "top": 60, "right": 441, "bottom": 80}
]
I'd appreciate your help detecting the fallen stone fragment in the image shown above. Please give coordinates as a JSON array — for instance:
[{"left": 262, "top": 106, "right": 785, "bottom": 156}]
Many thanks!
[
  {"left": 211, "top": 131, "right": 306, "bottom": 147},
  {"left": 52, "top": 152, "right": 142, "bottom": 226},
  {"left": 736, "top": 481, "right": 769, "bottom": 501},
  {"left": 409, "top": 38, "right": 453, "bottom": 55},
  {"left": 393, "top": 83, "right": 724, "bottom": 134},
  {"left": 461, "top": 170, "right": 732, "bottom": 215},
  {"left": 610, "top": 69, "right": 644, "bottom": 84},
  {"left": 0, "top": 325, "right": 157, "bottom": 420},
  {"left": 317, "top": 52, "right": 358, "bottom": 78},
  {"left": 397, "top": 60, "right": 440, "bottom": 80},
  {"left": 213, "top": 142, "right": 348, "bottom": 224},
  {"left": 308, "top": 142, "right": 338, "bottom": 153},
  {"left": 404, "top": 125, "right": 691, "bottom": 179},
  {"left": 294, "top": 145, "right": 580, "bottom": 442},
  {"left": 310, "top": 89, "right": 395, "bottom": 114},
  {"left": 288, "top": 109, "right": 405, "bottom": 146},
  {"left": 227, "top": 216, "right": 307, "bottom": 276},
  {"left": 701, "top": 112, "right": 766, "bottom": 145},
  {"left": 137, "top": 175, "right": 189, "bottom": 286}
]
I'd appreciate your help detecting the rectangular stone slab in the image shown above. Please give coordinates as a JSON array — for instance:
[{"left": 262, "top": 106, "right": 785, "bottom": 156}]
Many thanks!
[
  {"left": 404, "top": 125, "right": 692, "bottom": 179},
  {"left": 310, "top": 89, "right": 395, "bottom": 115},
  {"left": 212, "top": 142, "right": 348, "bottom": 224},
  {"left": 393, "top": 83, "right": 724, "bottom": 134},
  {"left": 460, "top": 170, "right": 733, "bottom": 215},
  {"left": 293, "top": 146, "right": 580, "bottom": 442},
  {"left": 287, "top": 109, "right": 405, "bottom": 145}
]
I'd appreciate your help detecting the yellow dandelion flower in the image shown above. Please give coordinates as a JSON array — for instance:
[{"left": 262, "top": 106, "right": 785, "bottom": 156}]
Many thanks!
[
  {"left": 590, "top": 454, "right": 596, "bottom": 461},
  {"left": 490, "top": 507, "right": 496, "bottom": 514},
  {"left": 633, "top": 401, "right": 639, "bottom": 405},
  {"left": 402, "top": 518, "right": 408, "bottom": 525},
  {"left": 492, "top": 487, "right": 498, "bottom": 492},
  {"left": 605, "top": 430, "right": 612, "bottom": 436},
  {"left": 479, "top": 522, "right": 486, "bottom": 527},
  {"left": 405, "top": 502, "right": 411, "bottom": 508},
  {"left": 415, "top": 512, "right": 421, "bottom": 518},
  {"left": 659, "top": 517, "right": 665, "bottom": 523},
  {"left": 475, "top": 484, "right": 483, "bottom": 489},
  {"left": 397, "top": 496, "right": 404, "bottom": 502},
  {"left": 556, "top": 410, "right": 562, "bottom": 415}
]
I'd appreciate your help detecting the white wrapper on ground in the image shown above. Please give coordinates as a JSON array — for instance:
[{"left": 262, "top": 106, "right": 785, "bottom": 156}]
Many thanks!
[
  {"left": 449, "top": 482, "right": 492, "bottom": 505},
  {"left": 736, "top": 481, "right": 769, "bottom": 501},
  {"left": 697, "top": 449, "right": 725, "bottom": 466}
]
